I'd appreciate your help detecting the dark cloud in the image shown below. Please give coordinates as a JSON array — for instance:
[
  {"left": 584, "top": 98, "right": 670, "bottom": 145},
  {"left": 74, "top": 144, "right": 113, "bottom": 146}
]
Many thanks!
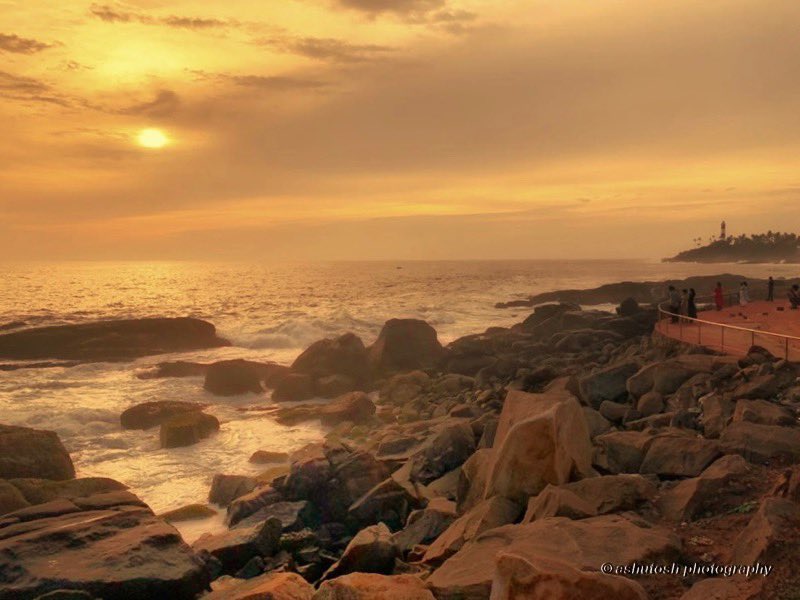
[
  {"left": 0, "top": 70, "right": 70, "bottom": 106},
  {"left": 90, "top": 4, "right": 228, "bottom": 30},
  {"left": 334, "top": 0, "right": 445, "bottom": 16},
  {"left": 265, "top": 36, "right": 394, "bottom": 63},
  {"left": 118, "top": 89, "right": 181, "bottom": 117},
  {"left": 0, "top": 33, "right": 53, "bottom": 54}
]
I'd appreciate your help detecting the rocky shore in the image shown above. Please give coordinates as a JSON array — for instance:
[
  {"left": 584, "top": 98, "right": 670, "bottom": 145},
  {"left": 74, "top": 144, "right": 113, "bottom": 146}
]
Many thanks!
[{"left": 2, "top": 291, "right": 800, "bottom": 599}]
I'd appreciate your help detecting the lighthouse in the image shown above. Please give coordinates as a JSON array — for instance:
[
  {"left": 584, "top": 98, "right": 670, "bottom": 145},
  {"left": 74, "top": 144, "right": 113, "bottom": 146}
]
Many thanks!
[{"left": 720, "top": 220, "right": 726, "bottom": 241}]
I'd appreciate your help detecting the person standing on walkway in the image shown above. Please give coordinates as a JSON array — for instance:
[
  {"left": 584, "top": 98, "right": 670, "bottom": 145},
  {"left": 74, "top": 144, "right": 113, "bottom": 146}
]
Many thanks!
[
  {"left": 739, "top": 281, "right": 750, "bottom": 306},
  {"left": 714, "top": 282, "right": 724, "bottom": 311},
  {"left": 668, "top": 286, "right": 681, "bottom": 322},
  {"left": 767, "top": 276, "right": 775, "bottom": 301},
  {"left": 688, "top": 288, "right": 698, "bottom": 319}
]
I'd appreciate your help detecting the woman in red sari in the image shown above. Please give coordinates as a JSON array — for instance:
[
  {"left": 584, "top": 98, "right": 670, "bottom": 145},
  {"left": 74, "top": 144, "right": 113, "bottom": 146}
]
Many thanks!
[{"left": 714, "top": 282, "right": 724, "bottom": 311}]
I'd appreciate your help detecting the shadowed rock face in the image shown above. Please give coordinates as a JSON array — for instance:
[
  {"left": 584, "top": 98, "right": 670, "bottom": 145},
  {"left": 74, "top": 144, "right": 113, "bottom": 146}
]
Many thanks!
[
  {"left": 368, "top": 319, "right": 444, "bottom": 375},
  {"left": 0, "top": 317, "right": 230, "bottom": 361},
  {"left": 0, "top": 493, "right": 210, "bottom": 600},
  {"left": 0, "top": 424, "right": 75, "bottom": 481}
]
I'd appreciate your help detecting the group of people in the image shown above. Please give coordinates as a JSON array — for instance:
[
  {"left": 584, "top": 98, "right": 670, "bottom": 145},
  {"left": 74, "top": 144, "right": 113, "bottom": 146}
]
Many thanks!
[{"left": 668, "top": 277, "right": 800, "bottom": 321}]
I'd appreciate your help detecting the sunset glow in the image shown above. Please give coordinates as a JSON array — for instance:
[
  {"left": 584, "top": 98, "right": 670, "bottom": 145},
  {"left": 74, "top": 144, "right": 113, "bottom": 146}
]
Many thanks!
[{"left": 2, "top": 0, "right": 799, "bottom": 259}]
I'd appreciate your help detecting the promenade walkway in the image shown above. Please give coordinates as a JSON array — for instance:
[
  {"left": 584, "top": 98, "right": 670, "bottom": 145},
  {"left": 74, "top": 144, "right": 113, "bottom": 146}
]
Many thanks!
[{"left": 655, "top": 299, "right": 800, "bottom": 361}]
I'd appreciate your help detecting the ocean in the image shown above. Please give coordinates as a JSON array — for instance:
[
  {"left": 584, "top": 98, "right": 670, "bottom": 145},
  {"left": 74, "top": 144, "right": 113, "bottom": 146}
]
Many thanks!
[{"left": 1, "top": 259, "right": 796, "bottom": 541}]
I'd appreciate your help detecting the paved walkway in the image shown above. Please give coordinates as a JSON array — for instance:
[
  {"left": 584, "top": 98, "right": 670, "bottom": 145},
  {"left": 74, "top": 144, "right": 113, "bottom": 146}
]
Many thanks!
[{"left": 655, "top": 300, "right": 800, "bottom": 361}]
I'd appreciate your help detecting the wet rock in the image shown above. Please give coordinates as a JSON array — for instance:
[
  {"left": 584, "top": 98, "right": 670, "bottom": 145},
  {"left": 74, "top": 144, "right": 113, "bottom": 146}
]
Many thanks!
[
  {"left": 319, "top": 392, "right": 376, "bottom": 426},
  {"left": 193, "top": 516, "right": 282, "bottom": 575},
  {"left": 291, "top": 333, "right": 370, "bottom": 385},
  {"left": 578, "top": 362, "right": 639, "bottom": 408},
  {"left": 235, "top": 501, "right": 317, "bottom": 533},
  {"left": 204, "top": 360, "right": 264, "bottom": 396},
  {"left": 427, "top": 514, "right": 680, "bottom": 600},
  {"left": 0, "top": 317, "right": 229, "bottom": 361},
  {"left": 209, "top": 474, "right": 258, "bottom": 507},
  {"left": 159, "top": 412, "right": 220, "bottom": 448},
  {"left": 159, "top": 503, "right": 217, "bottom": 523},
  {"left": 410, "top": 421, "right": 475, "bottom": 485},
  {"left": 120, "top": 401, "right": 207, "bottom": 430},
  {"left": 732, "top": 399, "right": 795, "bottom": 427},
  {"left": 0, "top": 494, "right": 210, "bottom": 599},
  {"left": 380, "top": 371, "right": 430, "bottom": 405},
  {"left": 368, "top": 319, "right": 444, "bottom": 374},
  {"left": 316, "top": 375, "right": 358, "bottom": 399},
  {"left": 0, "top": 424, "right": 75, "bottom": 481},
  {"left": 639, "top": 430, "right": 720, "bottom": 477},
  {"left": 226, "top": 486, "right": 281, "bottom": 527},
  {"left": 523, "top": 474, "right": 656, "bottom": 522},
  {"left": 484, "top": 387, "right": 593, "bottom": 502},
  {"left": 720, "top": 422, "right": 800, "bottom": 463},
  {"left": 314, "top": 573, "right": 435, "bottom": 600},
  {"left": 4, "top": 477, "right": 126, "bottom": 506},
  {"left": 491, "top": 551, "right": 648, "bottom": 600},
  {"left": 731, "top": 497, "right": 800, "bottom": 563},
  {"left": 321, "top": 523, "right": 397, "bottom": 581},
  {"left": 202, "top": 571, "right": 315, "bottom": 600},
  {"left": 249, "top": 450, "right": 290, "bottom": 464},
  {"left": 422, "top": 497, "right": 522, "bottom": 566},
  {"left": 135, "top": 360, "right": 208, "bottom": 379},
  {"left": 657, "top": 455, "right": 750, "bottom": 521},
  {"left": 272, "top": 373, "right": 316, "bottom": 402}
]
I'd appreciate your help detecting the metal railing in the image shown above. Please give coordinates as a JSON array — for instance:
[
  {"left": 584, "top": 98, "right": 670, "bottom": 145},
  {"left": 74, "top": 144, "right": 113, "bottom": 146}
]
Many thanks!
[{"left": 655, "top": 288, "right": 800, "bottom": 361}]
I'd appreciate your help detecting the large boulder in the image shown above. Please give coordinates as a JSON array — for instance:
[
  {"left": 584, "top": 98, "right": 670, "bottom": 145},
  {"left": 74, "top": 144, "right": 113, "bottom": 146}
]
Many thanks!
[
  {"left": 730, "top": 497, "right": 800, "bottom": 564},
  {"left": 272, "top": 373, "right": 316, "bottom": 402},
  {"left": 192, "top": 516, "right": 282, "bottom": 574},
  {"left": 120, "top": 401, "right": 206, "bottom": 430},
  {"left": 427, "top": 514, "right": 680, "bottom": 600},
  {"left": 720, "top": 422, "right": 800, "bottom": 463},
  {"left": 318, "top": 392, "right": 376, "bottom": 426},
  {"left": 321, "top": 523, "right": 397, "bottom": 581},
  {"left": 410, "top": 421, "right": 476, "bottom": 485},
  {"left": 523, "top": 474, "right": 656, "bottom": 522},
  {"left": 491, "top": 551, "right": 648, "bottom": 600},
  {"left": 0, "top": 317, "right": 229, "bottom": 361},
  {"left": 483, "top": 387, "right": 593, "bottom": 503},
  {"left": 226, "top": 485, "right": 281, "bottom": 527},
  {"left": 391, "top": 501, "right": 457, "bottom": 555},
  {"left": 202, "top": 572, "right": 314, "bottom": 600},
  {"left": 657, "top": 455, "right": 750, "bottom": 521},
  {"left": 203, "top": 360, "right": 264, "bottom": 396},
  {"left": 209, "top": 474, "right": 258, "bottom": 507},
  {"left": 732, "top": 399, "right": 795, "bottom": 427},
  {"left": 593, "top": 430, "right": 656, "bottom": 474},
  {"left": 3, "top": 477, "right": 126, "bottom": 507},
  {"left": 0, "top": 493, "right": 210, "bottom": 599},
  {"left": 422, "top": 497, "right": 522, "bottom": 565},
  {"left": 368, "top": 319, "right": 444, "bottom": 374},
  {"left": 638, "top": 430, "right": 720, "bottom": 478},
  {"left": 291, "top": 332, "right": 370, "bottom": 385},
  {"left": 159, "top": 412, "right": 220, "bottom": 448},
  {"left": 0, "top": 424, "right": 75, "bottom": 480},
  {"left": 578, "top": 362, "right": 639, "bottom": 408},
  {"left": 731, "top": 365, "right": 798, "bottom": 400},
  {"left": 314, "top": 573, "right": 435, "bottom": 600}
]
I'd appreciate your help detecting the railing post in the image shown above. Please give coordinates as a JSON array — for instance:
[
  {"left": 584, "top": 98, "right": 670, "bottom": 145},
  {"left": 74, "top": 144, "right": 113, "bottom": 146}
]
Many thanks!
[
  {"left": 751, "top": 330, "right": 755, "bottom": 349},
  {"left": 721, "top": 325, "right": 725, "bottom": 353},
  {"left": 786, "top": 337, "right": 790, "bottom": 361},
  {"left": 698, "top": 321, "right": 701, "bottom": 344}
]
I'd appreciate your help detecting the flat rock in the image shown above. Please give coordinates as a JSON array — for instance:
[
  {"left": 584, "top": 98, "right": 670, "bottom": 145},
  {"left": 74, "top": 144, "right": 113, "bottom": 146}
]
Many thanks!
[
  {"left": 427, "top": 514, "right": 681, "bottom": 600},
  {"left": 314, "top": 573, "right": 434, "bottom": 600},
  {"left": 0, "top": 317, "right": 229, "bottom": 361},
  {"left": 319, "top": 392, "right": 376, "bottom": 426},
  {"left": 730, "top": 497, "right": 800, "bottom": 564},
  {"left": 720, "top": 422, "right": 800, "bottom": 463},
  {"left": 209, "top": 474, "right": 258, "bottom": 507},
  {"left": 639, "top": 431, "right": 720, "bottom": 477},
  {"left": 202, "top": 571, "right": 314, "bottom": 600},
  {"left": 193, "top": 516, "right": 282, "bottom": 575},
  {"left": 321, "top": 523, "right": 397, "bottom": 581},
  {"left": 0, "top": 496, "right": 209, "bottom": 599},
  {"left": 159, "top": 412, "right": 220, "bottom": 448},
  {"left": 578, "top": 362, "right": 639, "bottom": 408},
  {"left": 0, "top": 424, "right": 75, "bottom": 481},
  {"left": 593, "top": 430, "right": 656, "bottom": 474},
  {"left": 203, "top": 360, "right": 264, "bottom": 396},
  {"left": 732, "top": 399, "right": 795, "bottom": 427}
]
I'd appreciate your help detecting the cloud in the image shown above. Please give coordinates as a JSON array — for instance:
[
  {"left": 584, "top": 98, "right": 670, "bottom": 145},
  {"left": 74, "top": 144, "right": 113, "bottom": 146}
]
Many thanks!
[
  {"left": 333, "top": 0, "right": 445, "bottom": 16},
  {"left": 0, "top": 33, "right": 53, "bottom": 54},
  {"left": 0, "top": 70, "right": 70, "bottom": 106},
  {"left": 265, "top": 36, "right": 394, "bottom": 63},
  {"left": 89, "top": 4, "right": 228, "bottom": 30},
  {"left": 208, "top": 72, "right": 329, "bottom": 91},
  {"left": 118, "top": 89, "right": 181, "bottom": 117}
]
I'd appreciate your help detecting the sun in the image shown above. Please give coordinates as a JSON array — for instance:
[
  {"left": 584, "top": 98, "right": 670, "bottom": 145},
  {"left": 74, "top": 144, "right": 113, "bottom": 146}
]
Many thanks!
[{"left": 137, "top": 128, "right": 169, "bottom": 149}]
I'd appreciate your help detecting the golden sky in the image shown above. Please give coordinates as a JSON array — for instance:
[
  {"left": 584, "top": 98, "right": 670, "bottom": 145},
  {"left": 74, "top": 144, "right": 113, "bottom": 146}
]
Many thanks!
[{"left": 2, "top": 0, "right": 799, "bottom": 259}]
